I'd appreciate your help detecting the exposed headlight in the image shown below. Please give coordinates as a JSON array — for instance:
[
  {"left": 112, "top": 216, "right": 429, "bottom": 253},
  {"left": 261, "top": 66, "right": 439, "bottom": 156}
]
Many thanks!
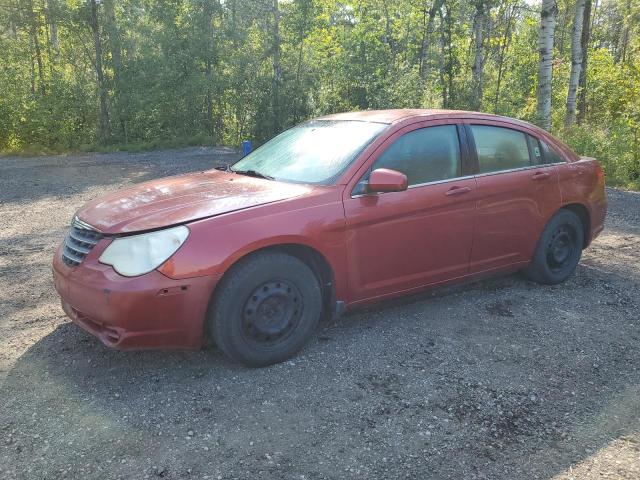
[{"left": 99, "top": 225, "right": 189, "bottom": 277}]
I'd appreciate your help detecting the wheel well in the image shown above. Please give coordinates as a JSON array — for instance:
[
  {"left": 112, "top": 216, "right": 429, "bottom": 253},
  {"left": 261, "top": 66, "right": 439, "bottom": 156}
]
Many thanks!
[
  {"left": 217, "top": 244, "right": 336, "bottom": 321},
  {"left": 561, "top": 203, "right": 591, "bottom": 248}
]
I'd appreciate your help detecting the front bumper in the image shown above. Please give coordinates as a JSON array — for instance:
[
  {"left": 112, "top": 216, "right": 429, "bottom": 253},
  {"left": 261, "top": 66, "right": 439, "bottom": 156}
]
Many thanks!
[{"left": 52, "top": 242, "right": 221, "bottom": 350}]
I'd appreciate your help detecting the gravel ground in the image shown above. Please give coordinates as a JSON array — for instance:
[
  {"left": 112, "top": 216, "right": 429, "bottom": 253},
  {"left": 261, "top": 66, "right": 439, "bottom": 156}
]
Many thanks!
[{"left": 0, "top": 147, "right": 639, "bottom": 479}]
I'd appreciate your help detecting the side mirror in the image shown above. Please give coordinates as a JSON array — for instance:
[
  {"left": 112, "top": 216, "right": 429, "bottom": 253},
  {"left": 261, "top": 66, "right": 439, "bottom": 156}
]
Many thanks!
[{"left": 367, "top": 168, "right": 408, "bottom": 193}]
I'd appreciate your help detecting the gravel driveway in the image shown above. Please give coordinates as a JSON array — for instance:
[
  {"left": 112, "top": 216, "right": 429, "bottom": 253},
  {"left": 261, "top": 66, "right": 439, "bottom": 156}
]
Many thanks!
[{"left": 1, "top": 147, "right": 639, "bottom": 479}]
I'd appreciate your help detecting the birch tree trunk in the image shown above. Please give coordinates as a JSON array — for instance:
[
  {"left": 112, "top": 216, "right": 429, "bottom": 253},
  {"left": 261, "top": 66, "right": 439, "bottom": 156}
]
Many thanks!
[
  {"left": 577, "top": 0, "right": 592, "bottom": 124},
  {"left": 565, "top": 0, "right": 586, "bottom": 127},
  {"left": 536, "top": 0, "right": 558, "bottom": 131},
  {"left": 471, "top": 0, "right": 486, "bottom": 111}
]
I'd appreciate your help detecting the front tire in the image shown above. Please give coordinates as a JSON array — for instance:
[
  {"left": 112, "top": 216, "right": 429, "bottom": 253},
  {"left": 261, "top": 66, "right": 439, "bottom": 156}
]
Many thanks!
[
  {"left": 209, "top": 252, "right": 322, "bottom": 367},
  {"left": 523, "top": 209, "right": 584, "bottom": 285}
]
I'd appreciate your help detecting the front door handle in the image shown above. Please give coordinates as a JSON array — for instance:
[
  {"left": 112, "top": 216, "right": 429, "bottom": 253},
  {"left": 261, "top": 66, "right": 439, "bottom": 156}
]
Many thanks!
[
  {"left": 445, "top": 186, "right": 472, "bottom": 196},
  {"left": 532, "top": 171, "right": 551, "bottom": 180}
]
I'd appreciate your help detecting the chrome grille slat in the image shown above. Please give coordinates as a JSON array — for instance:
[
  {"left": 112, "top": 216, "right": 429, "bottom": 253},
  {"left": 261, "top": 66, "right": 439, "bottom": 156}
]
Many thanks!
[
  {"left": 68, "top": 229, "right": 100, "bottom": 245},
  {"left": 63, "top": 246, "right": 85, "bottom": 263},
  {"left": 65, "top": 242, "right": 91, "bottom": 255},
  {"left": 72, "top": 217, "right": 97, "bottom": 231},
  {"left": 61, "top": 217, "right": 103, "bottom": 267}
]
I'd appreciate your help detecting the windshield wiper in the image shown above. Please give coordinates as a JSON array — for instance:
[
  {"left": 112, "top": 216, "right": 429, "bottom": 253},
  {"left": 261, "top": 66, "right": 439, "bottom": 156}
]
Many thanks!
[
  {"left": 232, "top": 169, "right": 275, "bottom": 180},
  {"left": 214, "top": 164, "right": 233, "bottom": 172}
]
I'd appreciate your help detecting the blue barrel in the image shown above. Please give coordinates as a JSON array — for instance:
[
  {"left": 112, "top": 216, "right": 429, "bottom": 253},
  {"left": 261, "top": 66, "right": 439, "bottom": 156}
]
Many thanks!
[{"left": 241, "top": 140, "right": 252, "bottom": 156}]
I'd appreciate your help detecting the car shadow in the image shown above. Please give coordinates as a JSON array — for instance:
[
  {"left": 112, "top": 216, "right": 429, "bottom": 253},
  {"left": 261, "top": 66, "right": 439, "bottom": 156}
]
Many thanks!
[{"left": 2, "top": 266, "right": 639, "bottom": 479}]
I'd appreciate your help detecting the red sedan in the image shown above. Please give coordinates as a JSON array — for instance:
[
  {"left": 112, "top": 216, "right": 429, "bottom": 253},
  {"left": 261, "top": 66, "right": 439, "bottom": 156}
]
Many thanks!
[{"left": 53, "top": 110, "right": 607, "bottom": 366}]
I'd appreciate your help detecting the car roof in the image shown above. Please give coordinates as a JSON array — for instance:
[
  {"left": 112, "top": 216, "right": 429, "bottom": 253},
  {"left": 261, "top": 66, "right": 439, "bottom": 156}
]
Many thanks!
[
  {"left": 317, "top": 109, "right": 463, "bottom": 124},
  {"left": 317, "top": 108, "right": 531, "bottom": 127},
  {"left": 316, "top": 109, "right": 579, "bottom": 161}
]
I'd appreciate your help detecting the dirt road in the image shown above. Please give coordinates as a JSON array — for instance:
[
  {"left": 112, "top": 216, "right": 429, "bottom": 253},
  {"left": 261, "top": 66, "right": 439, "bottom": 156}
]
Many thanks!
[{"left": 1, "top": 148, "right": 639, "bottom": 479}]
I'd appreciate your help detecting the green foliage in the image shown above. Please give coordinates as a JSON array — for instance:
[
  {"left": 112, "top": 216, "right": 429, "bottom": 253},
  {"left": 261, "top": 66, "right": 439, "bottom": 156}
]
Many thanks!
[
  {"left": 0, "top": 0, "right": 638, "bottom": 187},
  {"left": 559, "top": 44, "right": 640, "bottom": 187}
]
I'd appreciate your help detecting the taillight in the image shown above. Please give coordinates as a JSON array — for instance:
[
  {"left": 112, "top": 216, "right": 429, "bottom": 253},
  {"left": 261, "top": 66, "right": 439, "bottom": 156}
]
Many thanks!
[{"left": 596, "top": 163, "right": 605, "bottom": 186}]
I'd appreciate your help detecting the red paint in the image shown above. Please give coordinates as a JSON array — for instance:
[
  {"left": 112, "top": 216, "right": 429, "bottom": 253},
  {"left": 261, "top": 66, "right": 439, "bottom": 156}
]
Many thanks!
[
  {"left": 77, "top": 170, "right": 311, "bottom": 234},
  {"left": 53, "top": 110, "right": 607, "bottom": 350},
  {"left": 367, "top": 168, "right": 408, "bottom": 193},
  {"left": 52, "top": 241, "right": 221, "bottom": 349}
]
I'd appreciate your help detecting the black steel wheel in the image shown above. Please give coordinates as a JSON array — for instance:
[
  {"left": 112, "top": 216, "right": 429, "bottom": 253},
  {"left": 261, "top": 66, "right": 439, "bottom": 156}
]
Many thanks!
[
  {"left": 241, "top": 280, "right": 303, "bottom": 346},
  {"left": 545, "top": 225, "right": 576, "bottom": 273},
  {"left": 208, "top": 252, "right": 322, "bottom": 367},
  {"left": 524, "top": 209, "right": 584, "bottom": 285}
]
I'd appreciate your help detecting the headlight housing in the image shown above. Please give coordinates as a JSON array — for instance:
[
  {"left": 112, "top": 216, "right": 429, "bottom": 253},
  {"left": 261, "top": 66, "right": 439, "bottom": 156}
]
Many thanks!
[{"left": 99, "top": 225, "right": 189, "bottom": 277}]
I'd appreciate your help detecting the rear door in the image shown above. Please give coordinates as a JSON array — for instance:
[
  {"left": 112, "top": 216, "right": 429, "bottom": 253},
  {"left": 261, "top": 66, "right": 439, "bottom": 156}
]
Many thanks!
[
  {"left": 465, "top": 121, "right": 562, "bottom": 273},
  {"left": 343, "top": 120, "right": 477, "bottom": 303}
]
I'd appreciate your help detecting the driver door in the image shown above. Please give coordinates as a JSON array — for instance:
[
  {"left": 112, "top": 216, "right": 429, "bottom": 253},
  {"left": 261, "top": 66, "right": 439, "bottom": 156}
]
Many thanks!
[{"left": 343, "top": 121, "right": 477, "bottom": 303}]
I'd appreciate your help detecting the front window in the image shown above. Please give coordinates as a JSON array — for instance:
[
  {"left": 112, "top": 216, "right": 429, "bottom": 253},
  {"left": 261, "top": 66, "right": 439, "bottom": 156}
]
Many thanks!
[
  {"left": 231, "top": 120, "right": 387, "bottom": 184},
  {"left": 372, "top": 125, "right": 462, "bottom": 186}
]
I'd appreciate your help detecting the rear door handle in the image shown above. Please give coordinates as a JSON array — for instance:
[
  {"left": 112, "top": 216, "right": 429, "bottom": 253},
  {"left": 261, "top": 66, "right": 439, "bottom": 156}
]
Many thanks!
[
  {"left": 532, "top": 171, "right": 551, "bottom": 180},
  {"left": 445, "top": 186, "right": 472, "bottom": 196}
]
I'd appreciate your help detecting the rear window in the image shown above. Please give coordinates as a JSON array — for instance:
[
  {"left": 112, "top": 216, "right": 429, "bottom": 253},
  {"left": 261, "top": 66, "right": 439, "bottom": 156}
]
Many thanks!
[
  {"left": 541, "top": 140, "right": 565, "bottom": 164},
  {"left": 470, "top": 125, "right": 530, "bottom": 173}
]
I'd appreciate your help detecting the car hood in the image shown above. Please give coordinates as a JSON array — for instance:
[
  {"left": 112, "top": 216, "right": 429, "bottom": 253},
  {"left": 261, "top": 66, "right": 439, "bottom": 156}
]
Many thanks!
[{"left": 76, "top": 170, "right": 311, "bottom": 234}]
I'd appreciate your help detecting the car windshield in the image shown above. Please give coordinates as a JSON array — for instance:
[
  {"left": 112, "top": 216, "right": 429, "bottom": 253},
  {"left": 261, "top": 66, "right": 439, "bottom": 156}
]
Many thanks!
[{"left": 231, "top": 120, "right": 387, "bottom": 184}]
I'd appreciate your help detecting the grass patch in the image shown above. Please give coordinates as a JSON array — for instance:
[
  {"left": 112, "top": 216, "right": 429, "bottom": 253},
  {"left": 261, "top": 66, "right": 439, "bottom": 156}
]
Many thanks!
[
  {"left": 605, "top": 177, "right": 640, "bottom": 191},
  {"left": 0, "top": 134, "right": 229, "bottom": 158}
]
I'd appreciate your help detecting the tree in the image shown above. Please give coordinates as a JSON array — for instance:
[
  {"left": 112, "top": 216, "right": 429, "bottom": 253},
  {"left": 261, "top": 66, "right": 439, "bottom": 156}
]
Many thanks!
[
  {"left": 272, "top": 0, "right": 282, "bottom": 134},
  {"left": 564, "top": 0, "right": 585, "bottom": 128},
  {"left": 0, "top": 0, "right": 638, "bottom": 188},
  {"left": 46, "top": 0, "right": 59, "bottom": 53},
  {"left": 419, "top": 0, "right": 444, "bottom": 80},
  {"left": 103, "top": 0, "right": 124, "bottom": 140},
  {"left": 492, "top": 0, "right": 518, "bottom": 113},
  {"left": 87, "top": 0, "right": 109, "bottom": 143},
  {"left": 537, "top": 0, "right": 558, "bottom": 130},
  {"left": 565, "top": 0, "right": 586, "bottom": 127},
  {"left": 27, "top": 0, "right": 46, "bottom": 95},
  {"left": 577, "top": 0, "right": 592, "bottom": 124},
  {"left": 471, "top": 0, "right": 487, "bottom": 111}
]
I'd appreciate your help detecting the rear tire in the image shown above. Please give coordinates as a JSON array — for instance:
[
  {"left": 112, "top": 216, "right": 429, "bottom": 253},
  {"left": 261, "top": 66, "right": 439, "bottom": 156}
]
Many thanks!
[
  {"left": 523, "top": 209, "right": 584, "bottom": 285},
  {"left": 209, "top": 252, "right": 322, "bottom": 367}
]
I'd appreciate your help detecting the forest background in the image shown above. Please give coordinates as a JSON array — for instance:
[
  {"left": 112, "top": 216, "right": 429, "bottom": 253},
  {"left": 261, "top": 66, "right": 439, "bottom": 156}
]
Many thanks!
[{"left": 0, "top": 0, "right": 638, "bottom": 188}]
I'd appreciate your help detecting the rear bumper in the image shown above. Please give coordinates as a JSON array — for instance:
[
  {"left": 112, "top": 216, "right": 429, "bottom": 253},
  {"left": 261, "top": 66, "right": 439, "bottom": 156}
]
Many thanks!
[{"left": 52, "top": 244, "right": 221, "bottom": 350}]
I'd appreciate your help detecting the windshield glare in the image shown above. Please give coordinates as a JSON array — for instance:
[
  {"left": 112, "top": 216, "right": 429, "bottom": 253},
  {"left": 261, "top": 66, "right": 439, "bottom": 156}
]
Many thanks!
[{"left": 231, "top": 120, "right": 387, "bottom": 184}]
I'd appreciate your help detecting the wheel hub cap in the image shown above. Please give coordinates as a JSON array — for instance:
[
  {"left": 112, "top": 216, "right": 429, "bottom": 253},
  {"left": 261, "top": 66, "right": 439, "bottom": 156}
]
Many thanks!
[
  {"left": 242, "top": 281, "right": 302, "bottom": 344},
  {"left": 546, "top": 226, "right": 575, "bottom": 272}
]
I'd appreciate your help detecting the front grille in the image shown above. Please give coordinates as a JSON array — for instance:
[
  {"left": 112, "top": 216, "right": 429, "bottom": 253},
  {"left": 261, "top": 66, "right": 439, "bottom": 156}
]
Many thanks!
[{"left": 61, "top": 217, "right": 103, "bottom": 267}]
